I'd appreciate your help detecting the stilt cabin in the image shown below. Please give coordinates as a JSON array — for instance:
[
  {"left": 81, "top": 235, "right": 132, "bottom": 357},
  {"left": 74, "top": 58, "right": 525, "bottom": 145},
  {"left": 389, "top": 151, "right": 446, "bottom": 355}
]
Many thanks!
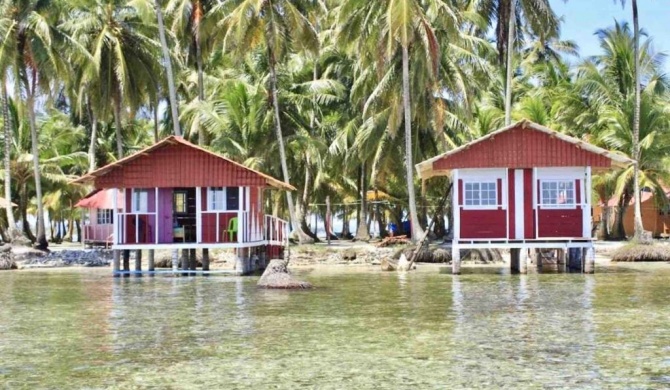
[
  {"left": 75, "top": 189, "right": 121, "bottom": 247},
  {"left": 73, "top": 136, "right": 293, "bottom": 272},
  {"left": 416, "top": 120, "right": 634, "bottom": 274}
]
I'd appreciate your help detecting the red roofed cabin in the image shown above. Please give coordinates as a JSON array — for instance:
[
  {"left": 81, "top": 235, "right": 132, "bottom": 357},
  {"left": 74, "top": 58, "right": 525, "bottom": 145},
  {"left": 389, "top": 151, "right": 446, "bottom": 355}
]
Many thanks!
[
  {"left": 416, "top": 120, "right": 634, "bottom": 274},
  {"left": 73, "top": 136, "right": 293, "bottom": 275}
]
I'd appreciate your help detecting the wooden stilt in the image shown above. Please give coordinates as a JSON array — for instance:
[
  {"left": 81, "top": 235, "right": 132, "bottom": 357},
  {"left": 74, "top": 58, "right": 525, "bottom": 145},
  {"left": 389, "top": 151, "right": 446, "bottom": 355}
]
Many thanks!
[
  {"left": 189, "top": 249, "right": 197, "bottom": 272},
  {"left": 113, "top": 250, "right": 120, "bottom": 276},
  {"left": 235, "top": 248, "right": 245, "bottom": 275},
  {"left": 519, "top": 248, "right": 528, "bottom": 274},
  {"left": 171, "top": 249, "right": 179, "bottom": 271},
  {"left": 202, "top": 248, "right": 210, "bottom": 271},
  {"left": 122, "top": 250, "right": 130, "bottom": 276},
  {"left": 451, "top": 244, "right": 461, "bottom": 275},
  {"left": 535, "top": 249, "right": 542, "bottom": 271},
  {"left": 557, "top": 249, "right": 567, "bottom": 272},
  {"left": 148, "top": 249, "right": 155, "bottom": 272},
  {"left": 181, "top": 248, "right": 189, "bottom": 274},
  {"left": 135, "top": 249, "right": 142, "bottom": 276},
  {"left": 567, "top": 248, "right": 582, "bottom": 272}
]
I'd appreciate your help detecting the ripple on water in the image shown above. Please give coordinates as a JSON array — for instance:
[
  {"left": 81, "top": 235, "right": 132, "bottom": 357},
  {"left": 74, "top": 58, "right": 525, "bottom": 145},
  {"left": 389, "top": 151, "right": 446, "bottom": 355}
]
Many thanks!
[{"left": 0, "top": 265, "right": 669, "bottom": 388}]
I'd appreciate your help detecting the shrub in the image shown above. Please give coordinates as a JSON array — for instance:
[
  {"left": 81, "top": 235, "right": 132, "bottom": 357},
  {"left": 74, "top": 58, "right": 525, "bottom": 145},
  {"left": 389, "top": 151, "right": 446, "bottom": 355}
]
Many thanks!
[{"left": 611, "top": 243, "right": 670, "bottom": 262}]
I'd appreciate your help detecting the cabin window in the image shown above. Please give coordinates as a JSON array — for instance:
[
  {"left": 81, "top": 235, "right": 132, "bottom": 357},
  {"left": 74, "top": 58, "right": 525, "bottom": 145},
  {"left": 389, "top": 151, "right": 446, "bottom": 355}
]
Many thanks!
[
  {"left": 132, "top": 189, "right": 149, "bottom": 212},
  {"left": 174, "top": 192, "right": 187, "bottom": 214},
  {"left": 97, "top": 209, "right": 113, "bottom": 224},
  {"left": 208, "top": 187, "right": 240, "bottom": 211},
  {"left": 464, "top": 181, "right": 497, "bottom": 207},
  {"left": 540, "top": 180, "right": 575, "bottom": 207}
]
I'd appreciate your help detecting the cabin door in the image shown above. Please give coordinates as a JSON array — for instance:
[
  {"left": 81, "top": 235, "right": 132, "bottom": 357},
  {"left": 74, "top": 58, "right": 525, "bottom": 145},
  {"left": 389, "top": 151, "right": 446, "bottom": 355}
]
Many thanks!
[{"left": 509, "top": 169, "right": 535, "bottom": 239}]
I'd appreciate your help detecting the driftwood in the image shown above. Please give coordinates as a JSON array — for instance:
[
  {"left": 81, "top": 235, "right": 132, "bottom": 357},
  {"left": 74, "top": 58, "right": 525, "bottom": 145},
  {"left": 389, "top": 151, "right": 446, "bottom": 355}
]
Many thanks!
[
  {"left": 376, "top": 235, "right": 409, "bottom": 247},
  {"left": 257, "top": 260, "right": 312, "bottom": 289}
]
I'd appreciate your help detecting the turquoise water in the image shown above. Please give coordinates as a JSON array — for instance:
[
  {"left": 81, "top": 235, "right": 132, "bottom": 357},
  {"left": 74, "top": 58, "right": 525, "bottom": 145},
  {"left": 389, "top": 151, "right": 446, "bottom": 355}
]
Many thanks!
[{"left": 1, "top": 264, "right": 669, "bottom": 388}]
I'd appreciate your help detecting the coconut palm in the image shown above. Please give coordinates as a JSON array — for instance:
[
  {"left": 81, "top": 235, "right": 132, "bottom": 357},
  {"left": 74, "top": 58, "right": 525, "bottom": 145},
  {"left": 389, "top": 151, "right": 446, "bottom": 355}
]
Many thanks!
[
  {"left": 218, "top": 0, "right": 318, "bottom": 242},
  {"left": 63, "top": 0, "right": 161, "bottom": 159}
]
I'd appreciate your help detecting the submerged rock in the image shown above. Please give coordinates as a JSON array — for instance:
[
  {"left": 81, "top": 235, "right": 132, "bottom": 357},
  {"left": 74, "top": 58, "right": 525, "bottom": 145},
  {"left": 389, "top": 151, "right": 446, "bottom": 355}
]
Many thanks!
[
  {"left": 257, "top": 260, "right": 312, "bottom": 289},
  {"left": 380, "top": 257, "right": 396, "bottom": 271}
]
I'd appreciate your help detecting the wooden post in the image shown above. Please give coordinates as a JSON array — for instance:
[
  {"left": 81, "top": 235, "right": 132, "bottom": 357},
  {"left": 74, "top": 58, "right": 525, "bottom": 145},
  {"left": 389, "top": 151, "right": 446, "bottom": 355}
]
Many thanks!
[
  {"left": 451, "top": 244, "right": 461, "bottom": 275},
  {"left": 535, "top": 249, "right": 542, "bottom": 271},
  {"left": 122, "top": 250, "right": 130, "bottom": 275},
  {"left": 189, "top": 249, "right": 197, "bottom": 272},
  {"left": 148, "top": 249, "right": 155, "bottom": 273},
  {"left": 235, "top": 248, "right": 245, "bottom": 275},
  {"left": 171, "top": 249, "right": 179, "bottom": 272},
  {"left": 113, "top": 250, "right": 120, "bottom": 276},
  {"left": 202, "top": 248, "right": 210, "bottom": 271},
  {"left": 181, "top": 248, "right": 189, "bottom": 273},
  {"left": 135, "top": 249, "right": 142, "bottom": 275},
  {"left": 567, "top": 247, "right": 583, "bottom": 272},
  {"left": 557, "top": 249, "right": 566, "bottom": 272},
  {"left": 519, "top": 247, "right": 528, "bottom": 274}
]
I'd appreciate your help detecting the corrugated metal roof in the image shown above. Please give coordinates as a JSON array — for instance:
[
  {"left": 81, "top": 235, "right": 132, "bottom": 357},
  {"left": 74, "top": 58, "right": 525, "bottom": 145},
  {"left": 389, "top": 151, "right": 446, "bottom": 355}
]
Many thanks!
[
  {"left": 416, "top": 120, "right": 635, "bottom": 179},
  {"left": 72, "top": 136, "right": 295, "bottom": 191}
]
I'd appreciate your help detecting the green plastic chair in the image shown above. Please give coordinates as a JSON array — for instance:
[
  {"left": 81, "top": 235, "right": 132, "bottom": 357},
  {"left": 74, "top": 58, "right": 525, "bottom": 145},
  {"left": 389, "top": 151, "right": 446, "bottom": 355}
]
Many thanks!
[{"left": 227, "top": 217, "right": 238, "bottom": 241}]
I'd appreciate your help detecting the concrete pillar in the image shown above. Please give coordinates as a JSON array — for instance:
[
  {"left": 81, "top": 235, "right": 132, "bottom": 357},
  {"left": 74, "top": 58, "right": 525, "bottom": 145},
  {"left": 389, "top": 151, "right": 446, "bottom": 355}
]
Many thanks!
[
  {"left": 148, "top": 249, "right": 155, "bottom": 272},
  {"left": 235, "top": 248, "right": 247, "bottom": 275},
  {"left": 451, "top": 245, "right": 461, "bottom": 275},
  {"left": 584, "top": 247, "right": 595, "bottom": 274},
  {"left": 134, "top": 249, "right": 142, "bottom": 275},
  {"left": 113, "top": 250, "right": 121, "bottom": 276},
  {"left": 510, "top": 248, "right": 519, "bottom": 274},
  {"left": 202, "top": 248, "right": 210, "bottom": 271},
  {"left": 519, "top": 247, "right": 528, "bottom": 274},
  {"left": 171, "top": 249, "right": 179, "bottom": 272},
  {"left": 122, "top": 250, "right": 130, "bottom": 276}
]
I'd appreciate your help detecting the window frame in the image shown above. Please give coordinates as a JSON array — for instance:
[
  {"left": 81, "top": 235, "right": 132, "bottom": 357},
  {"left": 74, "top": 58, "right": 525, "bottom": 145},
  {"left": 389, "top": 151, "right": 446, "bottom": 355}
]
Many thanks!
[
  {"left": 539, "top": 179, "right": 577, "bottom": 209},
  {"left": 131, "top": 189, "right": 149, "bottom": 213},
  {"left": 462, "top": 180, "right": 499, "bottom": 210},
  {"left": 208, "top": 187, "right": 241, "bottom": 211},
  {"left": 96, "top": 209, "right": 113, "bottom": 225}
]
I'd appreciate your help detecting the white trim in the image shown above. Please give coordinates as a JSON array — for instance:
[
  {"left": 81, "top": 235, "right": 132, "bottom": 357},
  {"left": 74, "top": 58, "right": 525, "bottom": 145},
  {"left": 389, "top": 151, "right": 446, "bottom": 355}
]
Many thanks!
[
  {"left": 112, "top": 241, "right": 269, "bottom": 251},
  {"left": 584, "top": 167, "right": 592, "bottom": 238},
  {"left": 514, "top": 169, "right": 525, "bottom": 239},
  {"left": 112, "top": 188, "right": 119, "bottom": 245},
  {"left": 538, "top": 179, "right": 578, "bottom": 209},
  {"left": 452, "top": 169, "right": 460, "bottom": 239},
  {"left": 533, "top": 168, "right": 538, "bottom": 239},
  {"left": 450, "top": 241, "right": 594, "bottom": 250},
  {"left": 154, "top": 187, "right": 159, "bottom": 244},
  {"left": 505, "top": 169, "right": 510, "bottom": 240},
  {"left": 196, "top": 186, "right": 202, "bottom": 243}
]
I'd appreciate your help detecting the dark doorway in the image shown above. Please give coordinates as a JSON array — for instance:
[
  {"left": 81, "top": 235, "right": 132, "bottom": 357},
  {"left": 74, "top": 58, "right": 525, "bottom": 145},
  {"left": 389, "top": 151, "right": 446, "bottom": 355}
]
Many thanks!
[{"left": 173, "top": 188, "right": 196, "bottom": 242}]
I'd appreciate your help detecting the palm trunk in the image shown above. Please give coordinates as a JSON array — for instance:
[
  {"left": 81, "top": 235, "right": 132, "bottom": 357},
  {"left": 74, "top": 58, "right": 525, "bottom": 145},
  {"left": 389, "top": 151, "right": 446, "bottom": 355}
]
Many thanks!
[
  {"left": 631, "top": 0, "right": 643, "bottom": 240},
  {"left": 267, "top": 46, "right": 302, "bottom": 244},
  {"left": 402, "top": 45, "right": 423, "bottom": 241},
  {"left": 194, "top": 1, "right": 206, "bottom": 145},
  {"left": 355, "top": 162, "right": 369, "bottom": 240},
  {"left": 153, "top": 95, "right": 160, "bottom": 142},
  {"left": 24, "top": 75, "right": 47, "bottom": 249},
  {"left": 504, "top": 0, "right": 516, "bottom": 126},
  {"left": 2, "top": 83, "right": 16, "bottom": 238},
  {"left": 20, "top": 182, "right": 35, "bottom": 242},
  {"left": 87, "top": 101, "right": 98, "bottom": 172},
  {"left": 155, "top": 0, "right": 181, "bottom": 137},
  {"left": 113, "top": 97, "right": 124, "bottom": 158}
]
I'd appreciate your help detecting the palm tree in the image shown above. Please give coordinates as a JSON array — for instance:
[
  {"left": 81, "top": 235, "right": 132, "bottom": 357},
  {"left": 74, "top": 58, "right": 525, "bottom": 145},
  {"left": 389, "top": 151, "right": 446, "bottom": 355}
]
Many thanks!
[
  {"left": 1, "top": 84, "right": 17, "bottom": 238},
  {"left": 615, "top": 0, "right": 644, "bottom": 240},
  {"left": 219, "top": 0, "right": 318, "bottom": 242},
  {"left": 0, "top": 0, "right": 69, "bottom": 249},
  {"left": 63, "top": 0, "right": 161, "bottom": 159}
]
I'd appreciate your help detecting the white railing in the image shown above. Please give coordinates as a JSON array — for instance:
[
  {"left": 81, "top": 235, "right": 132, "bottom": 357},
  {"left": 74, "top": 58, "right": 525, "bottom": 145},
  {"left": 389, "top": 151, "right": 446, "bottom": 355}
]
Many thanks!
[
  {"left": 83, "top": 224, "right": 114, "bottom": 245},
  {"left": 117, "top": 212, "right": 156, "bottom": 244},
  {"left": 265, "top": 215, "right": 289, "bottom": 246}
]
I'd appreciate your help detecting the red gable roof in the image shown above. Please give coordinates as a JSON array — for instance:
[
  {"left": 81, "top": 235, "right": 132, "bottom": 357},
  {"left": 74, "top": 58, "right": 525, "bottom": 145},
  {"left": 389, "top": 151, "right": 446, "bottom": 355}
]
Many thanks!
[
  {"left": 72, "top": 136, "right": 295, "bottom": 191},
  {"left": 74, "top": 189, "right": 122, "bottom": 209},
  {"left": 416, "top": 120, "right": 634, "bottom": 179}
]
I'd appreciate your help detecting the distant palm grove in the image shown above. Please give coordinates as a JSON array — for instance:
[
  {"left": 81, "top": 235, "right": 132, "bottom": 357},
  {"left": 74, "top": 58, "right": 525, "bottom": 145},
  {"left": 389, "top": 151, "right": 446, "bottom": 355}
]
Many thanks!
[{"left": 0, "top": 0, "right": 666, "bottom": 248}]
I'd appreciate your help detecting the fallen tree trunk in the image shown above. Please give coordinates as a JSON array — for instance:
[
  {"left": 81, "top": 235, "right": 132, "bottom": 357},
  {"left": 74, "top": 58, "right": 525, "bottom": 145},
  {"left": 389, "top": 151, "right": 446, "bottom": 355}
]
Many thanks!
[{"left": 257, "top": 259, "right": 312, "bottom": 289}]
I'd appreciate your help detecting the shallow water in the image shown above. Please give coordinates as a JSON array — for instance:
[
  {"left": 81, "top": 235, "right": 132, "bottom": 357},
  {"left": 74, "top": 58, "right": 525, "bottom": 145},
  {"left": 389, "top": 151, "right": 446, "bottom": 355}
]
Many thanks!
[{"left": 1, "top": 264, "right": 670, "bottom": 389}]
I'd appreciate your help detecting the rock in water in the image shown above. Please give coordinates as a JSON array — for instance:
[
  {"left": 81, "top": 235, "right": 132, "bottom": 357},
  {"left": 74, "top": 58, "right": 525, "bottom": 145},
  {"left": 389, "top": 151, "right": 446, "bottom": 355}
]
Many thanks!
[
  {"left": 257, "top": 260, "right": 312, "bottom": 289},
  {"left": 0, "top": 245, "right": 17, "bottom": 270},
  {"left": 380, "top": 257, "right": 397, "bottom": 271},
  {"left": 396, "top": 253, "right": 411, "bottom": 271}
]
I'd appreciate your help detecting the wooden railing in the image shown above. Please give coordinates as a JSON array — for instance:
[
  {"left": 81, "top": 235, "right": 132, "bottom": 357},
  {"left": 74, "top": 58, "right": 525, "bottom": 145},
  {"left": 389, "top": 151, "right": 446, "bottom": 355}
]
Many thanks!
[
  {"left": 82, "top": 224, "right": 114, "bottom": 245},
  {"left": 265, "top": 215, "right": 288, "bottom": 246}
]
